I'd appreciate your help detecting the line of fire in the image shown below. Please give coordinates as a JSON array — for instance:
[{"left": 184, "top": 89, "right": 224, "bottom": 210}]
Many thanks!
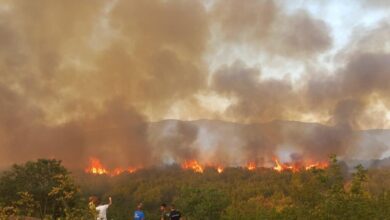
[{"left": 84, "top": 157, "right": 329, "bottom": 176}]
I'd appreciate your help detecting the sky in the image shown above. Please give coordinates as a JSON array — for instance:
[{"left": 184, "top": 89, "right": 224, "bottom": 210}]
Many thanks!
[
  {"left": 0, "top": 0, "right": 390, "bottom": 168},
  {"left": 1, "top": 0, "right": 389, "bottom": 128},
  {"left": 170, "top": 0, "right": 390, "bottom": 128}
]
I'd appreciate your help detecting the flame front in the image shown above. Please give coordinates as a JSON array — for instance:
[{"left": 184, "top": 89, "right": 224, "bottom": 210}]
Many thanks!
[
  {"left": 85, "top": 158, "right": 138, "bottom": 176},
  {"left": 85, "top": 157, "right": 329, "bottom": 176},
  {"left": 85, "top": 158, "right": 108, "bottom": 175},
  {"left": 181, "top": 160, "right": 204, "bottom": 173},
  {"left": 273, "top": 158, "right": 328, "bottom": 172},
  {"left": 305, "top": 162, "right": 328, "bottom": 170}
]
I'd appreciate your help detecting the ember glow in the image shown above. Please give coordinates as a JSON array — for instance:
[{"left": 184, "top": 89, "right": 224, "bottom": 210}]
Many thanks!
[{"left": 181, "top": 160, "right": 204, "bottom": 173}]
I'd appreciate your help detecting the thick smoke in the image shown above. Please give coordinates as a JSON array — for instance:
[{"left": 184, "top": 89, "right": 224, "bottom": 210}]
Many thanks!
[
  {"left": 0, "top": 0, "right": 389, "bottom": 169},
  {"left": 212, "top": 0, "right": 331, "bottom": 58},
  {"left": 212, "top": 61, "right": 296, "bottom": 122}
]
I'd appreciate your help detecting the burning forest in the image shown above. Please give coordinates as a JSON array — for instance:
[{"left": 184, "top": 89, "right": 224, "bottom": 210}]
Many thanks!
[
  {"left": 0, "top": 0, "right": 389, "bottom": 174},
  {"left": 1, "top": 0, "right": 390, "bottom": 219}
]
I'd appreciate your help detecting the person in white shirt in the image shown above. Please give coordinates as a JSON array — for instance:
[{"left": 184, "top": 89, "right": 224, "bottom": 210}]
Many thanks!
[{"left": 96, "top": 196, "right": 112, "bottom": 220}]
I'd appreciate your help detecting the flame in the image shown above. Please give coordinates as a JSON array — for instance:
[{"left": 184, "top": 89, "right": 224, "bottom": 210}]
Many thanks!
[
  {"left": 182, "top": 160, "right": 204, "bottom": 173},
  {"left": 273, "top": 158, "right": 283, "bottom": 172},
  {"left": 273, "top": 158, "right": 328, "bottom": 172},
  {"left": 85, "top": 158, "right": 138, "bottom": 176},
  {"left": 85, "top": 157, "right": 328, "bottom": 176},
  {"left": 112, "top": 167, "right": 138, "bottom": 175},
  {"left": 246, "top": 162, "right": 256, "bottom": 171},
  {"left": 85, "top": 158, "right": 108, "bottom": 175},
  {"left": 305, "top": 162, "right": 328, "bottom": 170}
]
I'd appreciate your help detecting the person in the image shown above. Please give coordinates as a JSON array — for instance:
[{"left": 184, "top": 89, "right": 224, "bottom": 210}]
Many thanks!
[
  {"left": 88, "top": 196, "right": 98, "bottom": 219},
  {"left": 134, "top": 202, "right": 145, "bottom": 220},
  {"left": 160, "top": 203, "right": 170, "bottom": 220},
  {"left": 169, "top": 204, "right": 181, "bottom": 220},
  {"left": 95, "top": 196, "right": 112, "bottom": 220}
]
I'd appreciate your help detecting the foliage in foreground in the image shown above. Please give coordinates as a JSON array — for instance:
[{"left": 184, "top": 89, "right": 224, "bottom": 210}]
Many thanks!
[
  {"left": 0, "top": 159, "right": 93, "bottom": 219},
  {"left": 1, "top": 157, "right": 390, "bottom": 219}
]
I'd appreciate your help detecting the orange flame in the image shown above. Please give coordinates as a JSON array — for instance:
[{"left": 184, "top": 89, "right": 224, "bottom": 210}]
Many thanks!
[
  {"left": 181, "top": 160, "right": 204, "bottom": 173},
  {"left": 273, "top": 158, "right": 283, "bottom": 172},
  {"left": 273, "top": 158, "right": 328, "bottom": 172},
  {"left": 305, "top": 162, "right": 328, "bottom": 170},
  {"left": 85, "top": 158, "right": 138, "bottom": 176},
  {"left": 85, "top": 157, "right": 328, "bottom": 176},
  {"left": 112, "top": 167, "right": 138, "bottom": 175},
  {"left": 85, "top": 158, "right": 108, "bottom": 175},
  {"left": 246, "top": 162, "right": 256, "bottom": 171}
]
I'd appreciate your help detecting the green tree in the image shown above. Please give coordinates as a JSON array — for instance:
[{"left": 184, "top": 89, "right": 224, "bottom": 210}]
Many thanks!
[
  {"left": 175, "top": 187, "right": 229, "bottom": 220},
  {"left": 0, "top": 159, "right": 90, "bottom": 219},
  {"left": 350, "top": 164, "right": 368, "bottom": 196}
]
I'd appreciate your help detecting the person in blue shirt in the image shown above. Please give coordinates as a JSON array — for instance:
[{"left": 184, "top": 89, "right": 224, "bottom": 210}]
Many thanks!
[{"left": 134, "top": 202, "right": 145, "bottom": 220}]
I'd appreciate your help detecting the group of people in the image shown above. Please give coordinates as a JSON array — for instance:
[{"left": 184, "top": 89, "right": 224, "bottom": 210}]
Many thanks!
[{"left": 88, "top": 196, "right": 182, "bottom": 220}]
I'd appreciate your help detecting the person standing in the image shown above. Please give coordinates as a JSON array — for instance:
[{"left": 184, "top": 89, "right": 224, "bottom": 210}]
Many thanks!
[
  {"left": 96, "top": 196, "right": 112, "bottom": 220},
  {"left": 160, "top": 203, "right": 170, "bottom": 220},
  {"left": 88, "top": 196, "right": 98, "bottom": 219},
  {"left": 134, "top": 202, "right": 145, "bottom": 220},
  {"left": 169, "top": 204, "right": 181, "bottom": 220}
]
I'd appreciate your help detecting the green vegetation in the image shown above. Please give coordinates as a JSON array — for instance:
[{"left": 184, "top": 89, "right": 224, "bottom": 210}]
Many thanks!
[
  {"left": 0, "top": 159, "right": 93, "bottom": 219},
  {"left": 1, "top": 157, "right": 390, "bottom": 219}
]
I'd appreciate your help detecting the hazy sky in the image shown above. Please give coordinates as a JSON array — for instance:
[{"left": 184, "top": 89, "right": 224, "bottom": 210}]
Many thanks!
[
  {"left": 0, "top": 0, "right": 390, "bottom": 128},
  {"left": 1, "top": 0, "right": 390, "bottom": 168}
]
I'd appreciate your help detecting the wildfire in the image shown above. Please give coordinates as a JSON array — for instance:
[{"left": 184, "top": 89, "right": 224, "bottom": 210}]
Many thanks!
[
  {"left": 112, "top": 167, "right": 138, "bottom": 176},
  {"left": 246, "top": 162, "right": 256, "bottom": 171},
  {"left": 181, "top": 160, "right": 204, "bottom": 173},
  {"left": 85, "top": 157, "right": 328, "bottom": 176},
  {"left": 305, "top": 162, "right": 328, "bottom": 170},
  {"left": 273, "top": 158, "right": 328, "bottom": 172},
  {"left": 85, "top": 158, "right": 108, "bottom": 175},
  {"left": 273, "top": 158, "right": 283, "bottom": 172},
  {"left": 85, "top": 158, "right": 138, "bottom": 176}
]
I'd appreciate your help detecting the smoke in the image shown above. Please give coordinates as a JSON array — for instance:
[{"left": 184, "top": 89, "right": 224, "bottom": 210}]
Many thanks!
[
  {"left": 212, "top": 0, "right": 331, "bottom": 58},
  {"left": 0, "top": 89, "right": 150, "bottom": 169},
  {"left": 212, "top": 60, "right": 296, "bottom": 122},
  {"left": 148, "top": 120, "right": 200, "bottom": 164},
  {"left": 0, "top": 0, "right": 209, "bottom": 169},
  {"left": 0, "top": 0, "right": 389, "bottom": 169}
]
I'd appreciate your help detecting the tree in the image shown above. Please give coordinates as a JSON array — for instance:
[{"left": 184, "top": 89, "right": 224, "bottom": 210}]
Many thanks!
[
  {"left": 0, "top": 159, "right": 90, "bottom": 219},
  {"left": 175, "top": 187, "right": 229, "bottom": 220},
  {"left": 350, "top": 164, "right": 368, "bottom": 196}
]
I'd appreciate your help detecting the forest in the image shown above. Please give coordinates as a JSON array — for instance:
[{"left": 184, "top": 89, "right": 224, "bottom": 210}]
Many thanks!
[{"left": 0, "top": 156, "right": 390, "bottom": 220}]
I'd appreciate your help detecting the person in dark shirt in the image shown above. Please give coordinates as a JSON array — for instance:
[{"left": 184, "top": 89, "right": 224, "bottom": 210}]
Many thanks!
[
  {"left": 160, "top": 203, "right": 170, "bottom": 220},
  {"left": 169, "top": 204, "right": 181, "bottom": 220}
]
